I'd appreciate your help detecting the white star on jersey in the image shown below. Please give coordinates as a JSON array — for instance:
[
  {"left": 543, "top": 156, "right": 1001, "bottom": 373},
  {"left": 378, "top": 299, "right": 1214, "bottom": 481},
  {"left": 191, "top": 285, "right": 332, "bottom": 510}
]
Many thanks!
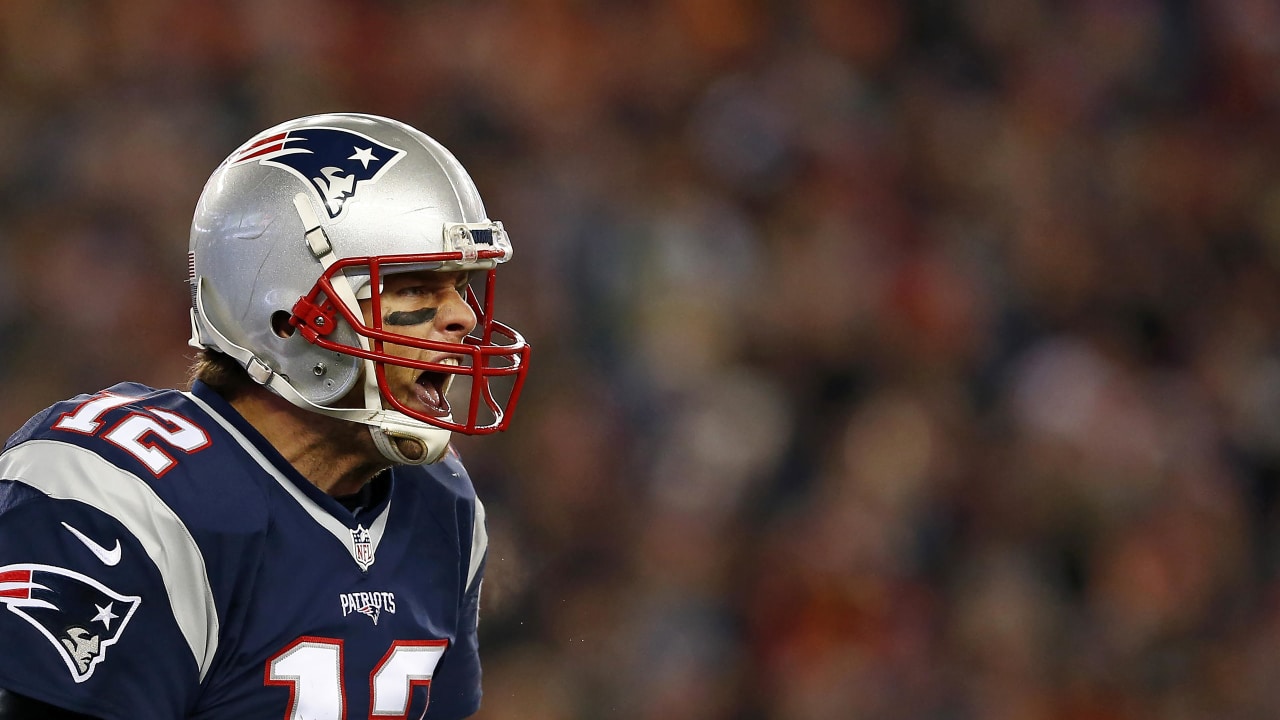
[{"left": 92, "top": 602, "right": 118, "bottom": 629}]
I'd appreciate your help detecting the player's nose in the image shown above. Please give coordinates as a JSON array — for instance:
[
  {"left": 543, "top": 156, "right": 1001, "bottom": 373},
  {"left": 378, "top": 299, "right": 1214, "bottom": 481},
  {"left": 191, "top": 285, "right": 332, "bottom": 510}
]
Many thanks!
[{"left": 434, "top": 289, "right": 477, "bottom": 338}]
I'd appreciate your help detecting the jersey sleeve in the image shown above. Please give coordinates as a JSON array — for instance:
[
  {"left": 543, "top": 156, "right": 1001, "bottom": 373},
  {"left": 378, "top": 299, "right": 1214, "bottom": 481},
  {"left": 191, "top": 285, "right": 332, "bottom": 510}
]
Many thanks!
[
  {"left": 0, "top": 442, "right": 206, "bottom": 720},
  {"left": 422, "top": 484, "right": 487, "bottom": 720}
]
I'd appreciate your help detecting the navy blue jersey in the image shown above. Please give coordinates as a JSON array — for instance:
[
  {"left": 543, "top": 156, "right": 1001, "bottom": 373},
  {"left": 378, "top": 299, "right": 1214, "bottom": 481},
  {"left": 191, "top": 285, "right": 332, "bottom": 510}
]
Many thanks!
[{"left": 0, "top": 382, "right": 487, "bottom": 720}]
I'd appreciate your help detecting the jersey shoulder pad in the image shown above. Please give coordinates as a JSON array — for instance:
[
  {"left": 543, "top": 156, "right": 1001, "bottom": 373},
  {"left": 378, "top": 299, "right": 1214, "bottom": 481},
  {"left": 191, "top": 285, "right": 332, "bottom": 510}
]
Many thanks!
[
  {"left": 6, "top": 383, "right": 154, "bottom": 449},
  {"left": 8, "top": 383, "right": 196, "bottom": 457},
  {"left": 2, "top": 383, "right": 270, "bottom": 533}
]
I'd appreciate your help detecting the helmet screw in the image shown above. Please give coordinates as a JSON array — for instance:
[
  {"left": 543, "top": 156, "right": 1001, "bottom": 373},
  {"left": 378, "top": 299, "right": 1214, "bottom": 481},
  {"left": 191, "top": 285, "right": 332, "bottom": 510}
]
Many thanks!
[
  {"left": 315, "top": 316, "right": 326, "bottom": 326},
  {"left": 313, "top": 363, "right": 326, "bottom": 376}
]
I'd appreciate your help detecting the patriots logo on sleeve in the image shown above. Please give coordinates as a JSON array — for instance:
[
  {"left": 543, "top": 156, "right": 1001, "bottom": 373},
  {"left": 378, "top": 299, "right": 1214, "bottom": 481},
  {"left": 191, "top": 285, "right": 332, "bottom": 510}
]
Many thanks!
[
  {"left": 229, "top": 126, "right": 406, "bottom": 218},
  {"left": 0, "top": 564, "right": 141, "bottom": 682}
]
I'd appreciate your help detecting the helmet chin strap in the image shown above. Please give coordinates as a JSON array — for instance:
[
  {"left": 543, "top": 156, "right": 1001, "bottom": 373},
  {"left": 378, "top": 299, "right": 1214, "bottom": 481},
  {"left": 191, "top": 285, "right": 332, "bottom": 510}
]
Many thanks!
[
  {"left": 369, "top": 418, "right": 452, "bottom": 465},
  {"left": 361, "top": 358, "right": 453, "bottom": 465}
]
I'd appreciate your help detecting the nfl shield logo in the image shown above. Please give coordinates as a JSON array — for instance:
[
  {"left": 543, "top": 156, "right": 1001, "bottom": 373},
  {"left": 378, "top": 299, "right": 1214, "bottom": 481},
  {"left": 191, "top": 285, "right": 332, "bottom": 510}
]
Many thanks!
[{"left": 351, "top": 524, "right": 375, "bottom": 571}]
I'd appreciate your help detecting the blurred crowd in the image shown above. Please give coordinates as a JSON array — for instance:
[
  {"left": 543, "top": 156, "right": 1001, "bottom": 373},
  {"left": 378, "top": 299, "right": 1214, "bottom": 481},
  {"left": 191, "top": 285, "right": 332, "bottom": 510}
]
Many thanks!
[{"left": 3, "top": 0, "right": 1280, "bottom": 718}]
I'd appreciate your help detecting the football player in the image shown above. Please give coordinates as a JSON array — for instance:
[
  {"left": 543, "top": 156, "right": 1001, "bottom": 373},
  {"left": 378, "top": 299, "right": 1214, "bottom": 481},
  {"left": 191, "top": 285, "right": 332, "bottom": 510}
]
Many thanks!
[{"left": 0, "top": 113, "right": 529, "bottom": 719}]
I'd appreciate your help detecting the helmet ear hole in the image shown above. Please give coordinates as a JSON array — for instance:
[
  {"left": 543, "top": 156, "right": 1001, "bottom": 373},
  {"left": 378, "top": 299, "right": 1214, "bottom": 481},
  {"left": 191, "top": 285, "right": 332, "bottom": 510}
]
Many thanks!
[{"left": 271, "top": 311, "right": 296, "bottom": 339}]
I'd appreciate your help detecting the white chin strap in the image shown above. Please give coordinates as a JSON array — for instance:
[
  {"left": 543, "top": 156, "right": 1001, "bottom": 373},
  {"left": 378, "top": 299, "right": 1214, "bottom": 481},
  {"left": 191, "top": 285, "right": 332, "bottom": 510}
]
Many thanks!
[{"left": 367, "top": 413, "right": 452, "bottom": 466}]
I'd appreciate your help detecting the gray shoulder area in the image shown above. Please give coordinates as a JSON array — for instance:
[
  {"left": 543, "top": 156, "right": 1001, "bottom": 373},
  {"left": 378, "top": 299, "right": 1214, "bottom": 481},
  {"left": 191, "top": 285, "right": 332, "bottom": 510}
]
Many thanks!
[{"left": 0, "top": 440, "right": 221, "bottom": 680}]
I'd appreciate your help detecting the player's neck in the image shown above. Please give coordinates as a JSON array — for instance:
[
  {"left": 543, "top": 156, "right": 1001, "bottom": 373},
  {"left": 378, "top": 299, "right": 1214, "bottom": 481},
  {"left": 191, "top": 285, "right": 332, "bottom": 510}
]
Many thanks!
[{"left": 228, "top": 388, "right": 391, "bottom": 497}]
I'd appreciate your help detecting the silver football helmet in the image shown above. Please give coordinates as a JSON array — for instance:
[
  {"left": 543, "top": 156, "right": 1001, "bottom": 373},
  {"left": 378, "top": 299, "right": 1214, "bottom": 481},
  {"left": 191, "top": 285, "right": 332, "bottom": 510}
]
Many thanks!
[{"left": 188, "top": 113, "right": 530, "bottom": 464}]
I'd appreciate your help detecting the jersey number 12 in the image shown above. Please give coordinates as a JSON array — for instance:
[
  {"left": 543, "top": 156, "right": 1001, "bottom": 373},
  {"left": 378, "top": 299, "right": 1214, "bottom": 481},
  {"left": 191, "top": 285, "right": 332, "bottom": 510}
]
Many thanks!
[{"left": 54, "top": 393, "right": 211, "bottom": 477}]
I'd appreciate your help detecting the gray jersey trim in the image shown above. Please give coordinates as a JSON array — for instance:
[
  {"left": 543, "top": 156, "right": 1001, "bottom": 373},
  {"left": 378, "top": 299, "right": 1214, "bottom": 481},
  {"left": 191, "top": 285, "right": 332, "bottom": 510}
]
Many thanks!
[
  {"left": 467, "top": 498, "right": 487, "bottom": 593},
  {"left": 0, "top": 439, "right": 219, "bottom": 680},
  {"left": 182, "top": 392, "right": 391, "bottom": 568}
]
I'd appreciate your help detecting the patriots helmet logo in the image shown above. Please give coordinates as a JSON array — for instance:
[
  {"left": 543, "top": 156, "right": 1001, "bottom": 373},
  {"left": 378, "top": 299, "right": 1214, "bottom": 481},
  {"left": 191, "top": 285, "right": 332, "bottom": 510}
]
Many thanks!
[
  {"left": 229, "top": 126, "right": 406, "bottom": 219},
  {"left": 0, "top": 564, "right": 141, "bottom": 682}
]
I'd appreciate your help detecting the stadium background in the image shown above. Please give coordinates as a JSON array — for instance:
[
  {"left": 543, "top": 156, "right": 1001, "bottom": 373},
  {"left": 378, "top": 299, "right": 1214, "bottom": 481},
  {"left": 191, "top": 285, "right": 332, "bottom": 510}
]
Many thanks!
[{"left": 2, "top": 1, "right": 1280, "bottom": 717}]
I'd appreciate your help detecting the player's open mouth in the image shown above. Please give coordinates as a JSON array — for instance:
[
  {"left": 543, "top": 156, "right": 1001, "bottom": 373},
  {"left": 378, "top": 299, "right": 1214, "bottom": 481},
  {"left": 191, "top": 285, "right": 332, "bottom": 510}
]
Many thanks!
[{"left": 411, "top": 358, "right": 458, "bottom": 417}]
